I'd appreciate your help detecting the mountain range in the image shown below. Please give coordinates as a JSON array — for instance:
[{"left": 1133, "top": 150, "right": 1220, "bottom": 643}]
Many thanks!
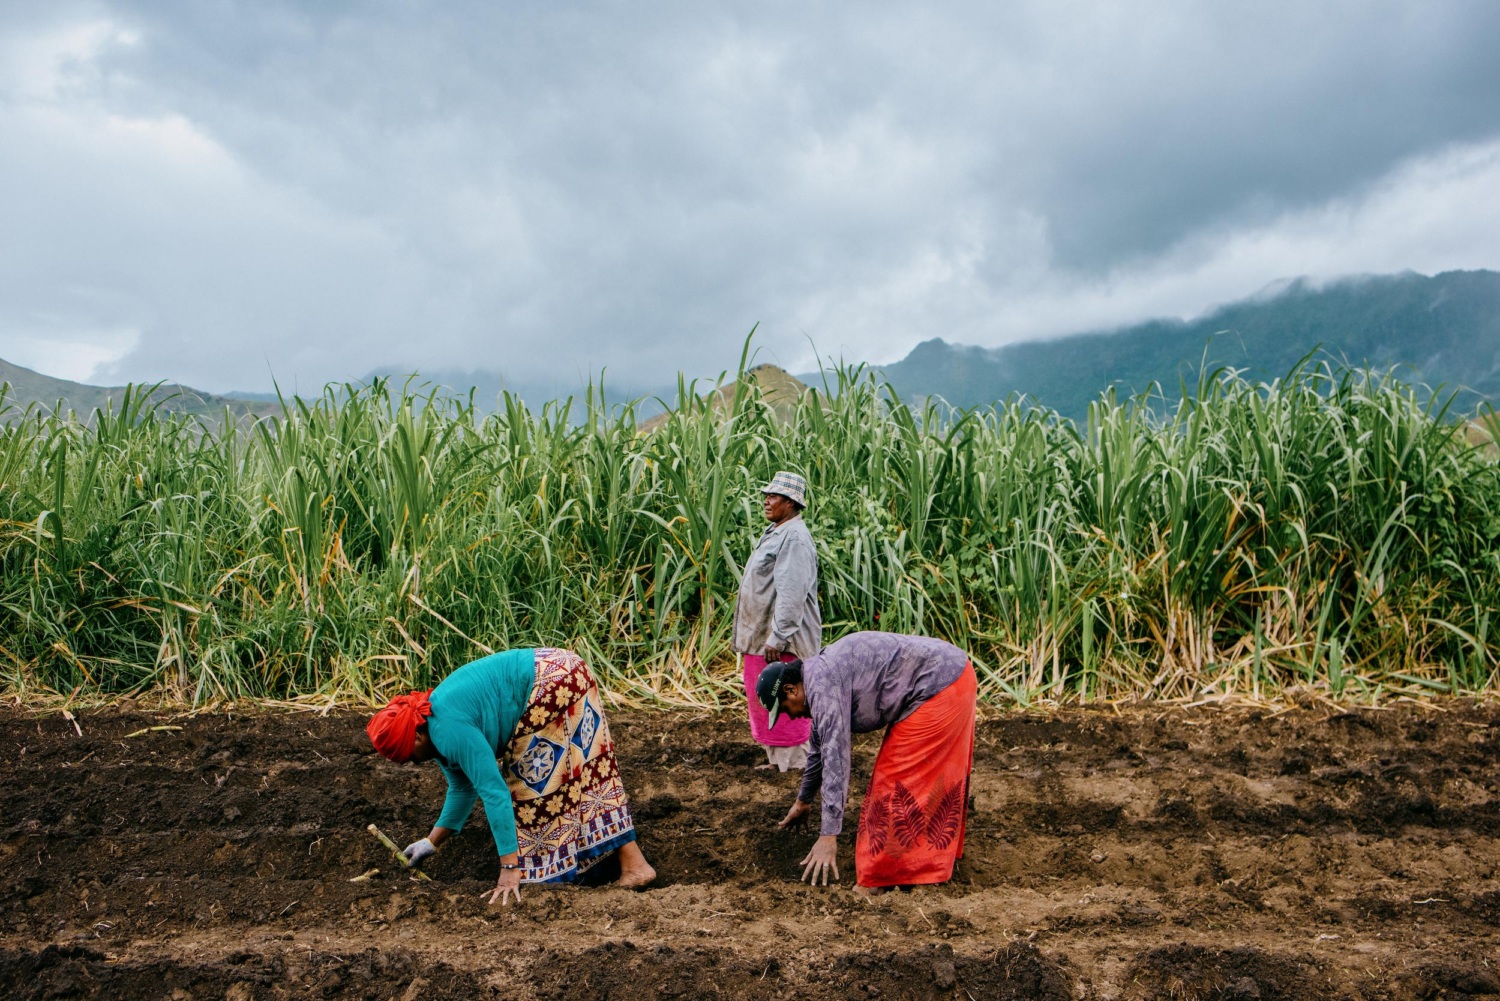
[
  {"left": 872, "top": 269, "right": 1500, "bottom": 420},
  {"left": 0, "top": 357, "right": 279, "bottom": 421},
  {"left": 4, "top": 269, "right": 1498, "bottom": 423}
]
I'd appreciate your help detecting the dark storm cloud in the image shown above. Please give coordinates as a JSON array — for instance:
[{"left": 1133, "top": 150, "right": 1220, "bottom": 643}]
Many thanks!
[
  {"left": 2, "top": 1, "right": 1499, "bottom": 392},
  {"left": 1016, "top": 4, "right": 1500, "bottom": 268}
]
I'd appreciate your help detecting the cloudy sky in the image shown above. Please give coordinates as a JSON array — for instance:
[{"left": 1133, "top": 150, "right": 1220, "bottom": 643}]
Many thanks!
[{"left": 3, "top": 1, "right": 1499, "bottom": 395}]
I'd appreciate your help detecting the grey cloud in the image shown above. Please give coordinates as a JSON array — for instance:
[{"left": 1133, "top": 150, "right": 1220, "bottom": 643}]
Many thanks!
[
  {"left": 3, "top": 1, "right": 1499, "bottom": 393},
  {"left": 1020, "top": 5, "right": 1500, "bottom": 268}
]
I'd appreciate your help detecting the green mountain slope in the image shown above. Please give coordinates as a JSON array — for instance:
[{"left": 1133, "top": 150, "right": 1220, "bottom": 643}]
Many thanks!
[
  {"left": 0, "top": 358, "right": 279, "bottom": 421},
  {"left": 877, "top": 270, "right": 1500, "bottom": 419},
  {"left": 638, "top": 364, "right": 811, "bottom": 432}
]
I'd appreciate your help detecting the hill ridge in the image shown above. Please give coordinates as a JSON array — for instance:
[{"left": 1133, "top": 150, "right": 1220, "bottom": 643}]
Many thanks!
[
  {"left": 0, "top": 357, "right": 278, "bottom": 421},
  {"left": 874, "top": 269, "right": 1500, "bottom": 418}
]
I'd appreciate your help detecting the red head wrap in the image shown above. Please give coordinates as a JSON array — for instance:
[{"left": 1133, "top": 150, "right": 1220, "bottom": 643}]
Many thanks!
[{"left": 367, "top": 691, "right": 433, "bottom": 762}]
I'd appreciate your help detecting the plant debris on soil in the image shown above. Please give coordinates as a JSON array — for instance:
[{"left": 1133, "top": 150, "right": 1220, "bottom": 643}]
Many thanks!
[{"left": 4, "top": 701, "right": 1500, "bottom": 999}]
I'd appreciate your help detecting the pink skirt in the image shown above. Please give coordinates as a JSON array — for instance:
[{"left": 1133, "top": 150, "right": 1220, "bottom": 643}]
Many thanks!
[{"left": 743, "top": 653, "right": 813, "bottom": 747}]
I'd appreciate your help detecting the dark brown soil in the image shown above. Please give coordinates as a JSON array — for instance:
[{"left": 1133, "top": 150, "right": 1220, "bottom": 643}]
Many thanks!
[{"left": 4, "top": 700, "right": 1500, "bottom": 999}]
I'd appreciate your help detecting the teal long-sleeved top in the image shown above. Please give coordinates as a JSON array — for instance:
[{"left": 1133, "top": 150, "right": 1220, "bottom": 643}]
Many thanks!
[{"left": 426, "top": 649, "right": 536, "bottom": 856}]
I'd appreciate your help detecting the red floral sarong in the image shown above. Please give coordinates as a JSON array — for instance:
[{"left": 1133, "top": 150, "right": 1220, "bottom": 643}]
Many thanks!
[{"left": 854, "top": 662, "right": 977, "bottom": 888}]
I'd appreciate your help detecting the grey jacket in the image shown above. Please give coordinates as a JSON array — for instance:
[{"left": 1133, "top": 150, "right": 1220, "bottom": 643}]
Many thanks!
[{"left": 731, "top": 515, "right": 822, "bottom": 658}]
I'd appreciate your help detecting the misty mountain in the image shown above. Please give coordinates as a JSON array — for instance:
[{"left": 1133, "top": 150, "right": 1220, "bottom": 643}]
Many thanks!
[
  {"left": 874, "top": 270, "right": 1500, "bottom": 420},
  {"left": 15, "top": 270, "right": 1499, "bottom": 427},
  {"left": 0, "top": 357, "right": 280, "bottom": 422},
  {"left": 355, "top": 366, "right": 700, "bottom": 417}
]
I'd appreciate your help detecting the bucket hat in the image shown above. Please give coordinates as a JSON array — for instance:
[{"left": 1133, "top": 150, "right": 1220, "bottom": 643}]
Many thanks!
[{"left": 761, "top": 470, "right": 807, "bottom": 507}]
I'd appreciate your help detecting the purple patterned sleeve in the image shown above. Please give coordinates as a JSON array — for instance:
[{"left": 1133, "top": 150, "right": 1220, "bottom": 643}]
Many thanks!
[
  {"left": 813, "top": 711, "right": 852, "bottom": 836},
  {"left": 798, "top": 725, "right": 822, "bottom": 804},
  {"left": 801, "top": 664, "right": 854, "bottom": 836}
]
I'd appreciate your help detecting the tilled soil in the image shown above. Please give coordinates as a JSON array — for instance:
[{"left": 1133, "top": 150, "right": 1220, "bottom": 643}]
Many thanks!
[{"left": 3, "top": 700, "right": 1499, "bottom": 999}]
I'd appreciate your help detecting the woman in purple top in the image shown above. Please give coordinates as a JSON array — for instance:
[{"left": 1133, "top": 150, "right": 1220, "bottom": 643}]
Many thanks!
[{"left": 759, "top": 631, "right": 977, "bottom": 893}]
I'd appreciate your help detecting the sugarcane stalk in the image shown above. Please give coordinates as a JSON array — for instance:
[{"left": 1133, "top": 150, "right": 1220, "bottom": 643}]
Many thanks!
[
  {"left": 125, "top": 725, "right": 184, "bottom": 738},
  {"left": 348, "top": 868, "right": 380, "bottom": 882},
  {"left": 366, "top": 823, "right": 433, "bottom": 881}
]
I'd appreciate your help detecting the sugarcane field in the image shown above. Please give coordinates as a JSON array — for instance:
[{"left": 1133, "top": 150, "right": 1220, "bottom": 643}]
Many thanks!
[{"left": 2, "top": 364, "right": 1499, "bottom": 1000}]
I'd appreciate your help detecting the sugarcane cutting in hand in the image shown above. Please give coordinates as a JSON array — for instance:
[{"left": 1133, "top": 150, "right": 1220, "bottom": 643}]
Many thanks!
[
  {"left": 366, "top": 823, "right": 431, "bottom": 881},
  {"left": 367, "top": 647, "right": 656, "bottom": 906}
]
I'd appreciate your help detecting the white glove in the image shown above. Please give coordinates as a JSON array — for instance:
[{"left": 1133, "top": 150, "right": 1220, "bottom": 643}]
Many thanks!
[{"left": 402, "top": 837, "right": 437, "bottom": 867}]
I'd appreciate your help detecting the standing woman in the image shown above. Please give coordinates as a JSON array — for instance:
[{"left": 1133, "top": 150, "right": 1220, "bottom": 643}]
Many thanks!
[
  {"left": 732, "top": 470, "right": 822, "bottom": 771},
  {"left": 367, "top": 647, "right": 655, "bottom": 905}
]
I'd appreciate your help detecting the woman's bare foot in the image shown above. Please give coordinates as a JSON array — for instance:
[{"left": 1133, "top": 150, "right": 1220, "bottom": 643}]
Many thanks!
[
  {"left": 853, "top": 884, "right": 890, "bottom": 897},
  {"left": 615, "top": 840, "right": 657, "bottom": 889}
]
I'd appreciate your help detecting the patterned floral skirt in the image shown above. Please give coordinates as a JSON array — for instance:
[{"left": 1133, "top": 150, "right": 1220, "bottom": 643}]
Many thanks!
[{"left": 503, "top": 648, "right": 636, "bottom": 883}]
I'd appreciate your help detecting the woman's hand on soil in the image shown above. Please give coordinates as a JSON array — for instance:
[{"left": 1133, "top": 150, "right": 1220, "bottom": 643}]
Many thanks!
[
  {"left": 486, "top": 867, "right": 523, "bottom": 907},
  {"left": 777, "top": 800, "right": 812, "bottom": 831},
  {"left": 402, "top": 838, "right": 437, "bottom": 867},
  {"left": 800, "top": 835, "right": 839, "bottom": 886}
]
